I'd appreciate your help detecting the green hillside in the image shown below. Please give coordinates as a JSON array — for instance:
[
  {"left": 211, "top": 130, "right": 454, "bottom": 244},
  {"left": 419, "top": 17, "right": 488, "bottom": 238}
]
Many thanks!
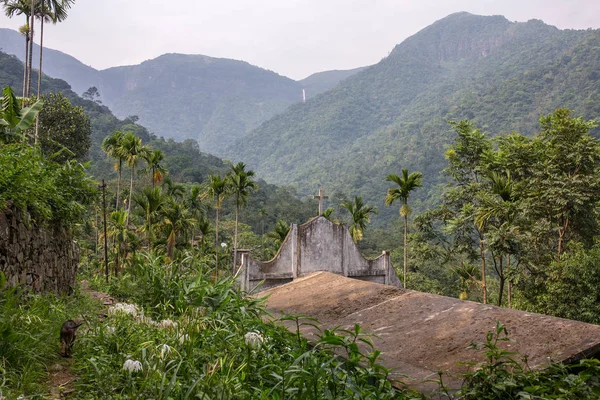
[
  {"left": 224, "top": 12, "right": 600, "bottom": 224},
  {"left": 300, "top": 66, "right": 367, "bottom": 100},
  {"left": 98, "top": 53, "right": 303, "bottom": 153}
]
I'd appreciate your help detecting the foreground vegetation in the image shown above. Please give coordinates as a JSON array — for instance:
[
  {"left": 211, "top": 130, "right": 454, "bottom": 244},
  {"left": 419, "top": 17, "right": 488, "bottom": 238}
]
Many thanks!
[{"left": 3, "top": 255, "right": 600, "bottom": 399}]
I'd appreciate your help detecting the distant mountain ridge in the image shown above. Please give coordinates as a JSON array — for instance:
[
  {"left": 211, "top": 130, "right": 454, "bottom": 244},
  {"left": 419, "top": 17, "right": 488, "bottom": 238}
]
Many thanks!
[
  {"left": 0, "top": 28, "right": 100, "bottom": 94},
  {"left": 299, "top": 67, "right": 368, "bottom": 100},
  {"left": 224, "top": 12, "right": 600, "bottom": 223},
  {"left": 0, "top": 27, "right": 363, "bottom": 155}
]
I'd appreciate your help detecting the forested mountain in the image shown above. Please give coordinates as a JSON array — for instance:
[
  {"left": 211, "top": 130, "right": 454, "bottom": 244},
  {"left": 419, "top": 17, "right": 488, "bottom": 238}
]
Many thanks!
[
  {"left": 98, "top": 54, "right": 303, "bottom": 153},
  {"left": 225, "top": 12, "right": 600, "bottom": 223},
  {"left": 0, "top": 50, "right": 317, "bottom": 231},
  {"left": 0, "top": 28, "right": 99, "bottom": 94},
  {"left": 299, "top": 66, "right": 367, "bottom": 100},
  {"left": 0, "top": 28, "right": 363, "bottom": 155}
]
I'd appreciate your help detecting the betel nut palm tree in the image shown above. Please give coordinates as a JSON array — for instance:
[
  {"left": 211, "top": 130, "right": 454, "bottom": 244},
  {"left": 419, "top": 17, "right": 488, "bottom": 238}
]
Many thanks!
[
  {"left": 120, "top": 132, "right": 150, "bottom": 227},
  {"left": 228, "top": 162, "right": 258, "bottom": 271},
  {"left": 3, "top": 0, "right": 33, "bottom": 97},
  {"left": 101, "top": 130, "right": 125, "bottom": 210},
  {"left": 385, "top": 169, "right": 423, "bottom": 289},
  {"left": 36, "top": 0, "right": 74, "bottom": 96},
  {"left": 340, "top": 196, "right": 378, "bottom": 243},
  {"left": 141, "top": 148, "right": 167, "bottom": 187},
  {"left": 205, "top": 173, "right": 229, "bottom": 273}
]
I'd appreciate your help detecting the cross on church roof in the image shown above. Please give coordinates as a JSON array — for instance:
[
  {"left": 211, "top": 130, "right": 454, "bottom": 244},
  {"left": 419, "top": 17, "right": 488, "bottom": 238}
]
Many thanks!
[{"left": 313, "top": 187, "right": 329, "bottom": 216}]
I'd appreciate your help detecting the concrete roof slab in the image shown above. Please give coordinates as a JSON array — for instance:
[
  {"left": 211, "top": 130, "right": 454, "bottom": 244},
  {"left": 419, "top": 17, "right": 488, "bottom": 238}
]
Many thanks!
[{"left": 260, "top": 272, "right": 600, "bottom": 393}]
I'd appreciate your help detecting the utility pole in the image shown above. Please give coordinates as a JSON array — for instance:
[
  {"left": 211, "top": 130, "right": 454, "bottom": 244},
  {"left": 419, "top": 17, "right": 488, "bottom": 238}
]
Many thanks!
[{"left": 99, "top": 180, "right": 109, "bottom": 284}]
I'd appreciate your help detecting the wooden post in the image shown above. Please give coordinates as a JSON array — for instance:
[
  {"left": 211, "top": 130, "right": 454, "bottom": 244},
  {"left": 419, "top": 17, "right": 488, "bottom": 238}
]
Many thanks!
[{"left": 99, "top": 180, "right": 109, "bottom": 284}]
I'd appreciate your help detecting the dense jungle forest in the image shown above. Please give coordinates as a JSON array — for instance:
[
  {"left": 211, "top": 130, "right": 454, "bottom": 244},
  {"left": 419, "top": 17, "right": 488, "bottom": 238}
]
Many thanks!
[{"left": 2, "top": 2, "right": 600, "bottom": 399}]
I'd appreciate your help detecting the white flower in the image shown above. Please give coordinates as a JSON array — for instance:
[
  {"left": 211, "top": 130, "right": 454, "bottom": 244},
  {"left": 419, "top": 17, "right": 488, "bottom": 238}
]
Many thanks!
[
  {"left": 159, "top": 344, "right": 173, "bottom": 359},
  {"left": 178, "top": 333, "right": 190, "bottom": 344},
  {"left": 122, "top": 359, "right": 143, "bottom": 373},
  {"left": 108, "top": 303, "right": 139, "bottom": 317},
  {"left": 104, "top": 326, "right": 116, "bottom": 335},
  {"left": 221, "top": 242, "right": 227, "bottom": 248},
  {"left": 136, "top": 314, "right": 157, "bottom": 326},
  {"left": 158, "top": 319, "right": 178, "bottom": 329},
  {"left": 244, "top": 331, "right": 264, "bottom": 349}
]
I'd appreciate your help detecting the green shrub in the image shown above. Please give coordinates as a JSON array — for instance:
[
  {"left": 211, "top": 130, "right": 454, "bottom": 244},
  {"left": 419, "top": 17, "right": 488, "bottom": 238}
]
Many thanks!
[{"left": 0, "top": 143, "right": 96, "bottom": 225}]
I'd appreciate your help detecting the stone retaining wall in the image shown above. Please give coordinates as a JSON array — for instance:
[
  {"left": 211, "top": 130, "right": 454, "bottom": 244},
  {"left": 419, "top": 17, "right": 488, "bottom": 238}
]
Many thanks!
[{"left": 0, "top": 205, "right": 79, "bottom": 294}]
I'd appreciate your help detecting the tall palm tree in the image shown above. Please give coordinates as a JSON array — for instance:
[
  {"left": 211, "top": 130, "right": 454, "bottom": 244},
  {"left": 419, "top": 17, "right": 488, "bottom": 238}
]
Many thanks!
[
  {"left": 205, "top": 173, "right": 229, "bottom": 269},
  {"left": 161, "top": 200, "right": 195, "bottom": 259},
  {"left": 340, "top": 196, "right": 378, "bottom": 243},
  {"left": 162, "top": 177, "right": 185, "bottom": 200},
  {"left": 141, "top": 149, "right": 167, "bottom": 187},
  {"left": 27, "top": 0, "right": 34, "bottom": 96},
  {"left": 36, "top": 0, "right": 74, "bottom": 97},
  {"left": 3, "top": 0, "right": 32, "bottom": 97},
  {"left": 227, "top": 162, "right": 258, "bottom": 270},
  {"left": 107, "top": 209, "right": 129, "bottom": 276},
  {"left": 196, "top": 216, "right": 213, "bottom": 249},
  {"left": 385, "top": 169, "right": 423, "bottom": 289},
  {"left": 120, "top": 132, "right": 149, "bottom": 226},
  {"left": 475, "top": 171, "right": 517, "bottom": 306},
  {"left": 257, "top": 207, "right": 268, "bottom": 238},
  {"left": 133, "top": 186, "right": 165, "bottom": 249},
  {"left": 101, "top": 131, "right": 125, "bottom": 210},
  {"left": 185, "top": 184, "right": 207, "bottom": 246}
]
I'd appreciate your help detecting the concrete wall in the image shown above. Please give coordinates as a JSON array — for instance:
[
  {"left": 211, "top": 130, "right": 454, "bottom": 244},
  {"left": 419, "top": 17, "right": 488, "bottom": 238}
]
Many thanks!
[
  {"left": 0, "top": 205, "right": 79, "bottom": 294},
  {"left": 237, "top": 216, "right": 401, "bottom": 292}
]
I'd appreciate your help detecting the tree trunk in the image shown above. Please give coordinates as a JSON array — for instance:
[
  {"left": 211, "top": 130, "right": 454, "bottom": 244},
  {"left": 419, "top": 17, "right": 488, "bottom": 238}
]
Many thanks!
[
  {"left": 403, "top": 214, "right": 408, "bottom": 289},
  {"left": 557, "top": 217, "right": 569, "bottom": 260},
  {"left": 507, "top": 253, "right": 512, "bottom": 308},
  {"left": 480, "top": 238, "right": 487, "bottom": 304},
  {"left": 115, "top": 242, "right": 120, "bottom": 277},
  {"left": 95, "top": 211, "right": 99, "bottom": 256},
  {"left": 34, "top": 17, "right": 44, "bottom": 144},
  {"left": 214, "top": 207, "right": 220, "bottom": 281},
  {"left": 497, "top": 257, "right": 504, "bottom": 307},
  {"left": 116, "top": 160, "right": 122, "bottom": 210},
  {"left": 147, "top": 210, "right": 152, "bottom": 250},
  {"left": 233, "top": 203, "right": 239, "bottom": 273},
  {"left": 27, "top": 1, "right": 34, "bottom": 97},
  {"left": 22, "top": 17, "right": 28, "bottom": 98},
  {"left": 37, "top": 17, "right": 43, "bottom": 96},
  {"left": 126, "top": 166, "right": 134, "bottom": 227}
]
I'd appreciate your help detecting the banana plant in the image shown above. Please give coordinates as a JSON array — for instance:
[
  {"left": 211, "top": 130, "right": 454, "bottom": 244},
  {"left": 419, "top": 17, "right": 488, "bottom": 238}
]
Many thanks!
[{"left": 0, "top": 86, "right": 43, "bottom": 143}]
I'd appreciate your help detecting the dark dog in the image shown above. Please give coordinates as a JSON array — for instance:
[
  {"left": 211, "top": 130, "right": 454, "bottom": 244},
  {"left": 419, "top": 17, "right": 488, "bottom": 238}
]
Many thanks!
[{"left": 60, "top": 319, "right": 82, "bottom": 357}]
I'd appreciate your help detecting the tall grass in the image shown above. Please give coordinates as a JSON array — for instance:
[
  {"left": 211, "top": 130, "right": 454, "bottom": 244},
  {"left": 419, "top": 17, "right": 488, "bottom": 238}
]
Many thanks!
[{"left": 0, "top": 272, "right": 99, "bottom": 398}]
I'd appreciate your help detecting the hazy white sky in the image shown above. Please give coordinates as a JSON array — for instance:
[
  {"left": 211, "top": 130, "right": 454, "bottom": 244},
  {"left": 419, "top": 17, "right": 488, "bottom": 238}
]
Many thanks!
[{"left": 1, "top": 0, "right": 599, "bottom": 79}]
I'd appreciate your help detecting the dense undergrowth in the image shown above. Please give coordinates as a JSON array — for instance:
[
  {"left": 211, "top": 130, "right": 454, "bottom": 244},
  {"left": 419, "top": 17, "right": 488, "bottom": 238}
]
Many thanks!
[
  {"left": 3, "top": 253, "right": 600, "bottom": 399},
  {"left": 76, "top": 252, "right": 411, "bottom": 399}
]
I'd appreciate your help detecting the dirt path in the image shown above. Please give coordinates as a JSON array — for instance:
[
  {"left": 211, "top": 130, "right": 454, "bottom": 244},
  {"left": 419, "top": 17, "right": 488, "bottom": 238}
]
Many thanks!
[{"left": 47, "top": 282, "right": 115, "bottom": 399}]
